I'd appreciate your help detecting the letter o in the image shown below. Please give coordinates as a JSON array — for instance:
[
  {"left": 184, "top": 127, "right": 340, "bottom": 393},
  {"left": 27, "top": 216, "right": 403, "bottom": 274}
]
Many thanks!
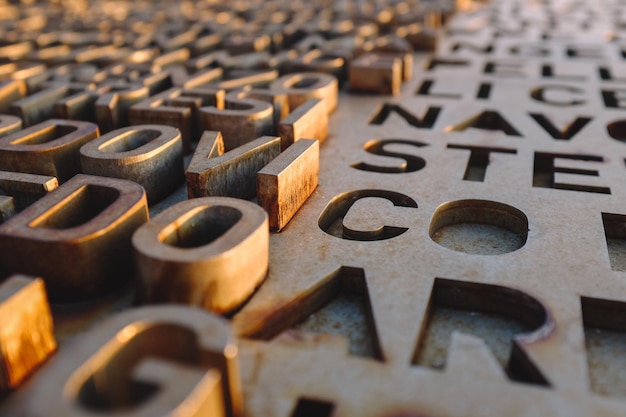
[{"left": 132, "top": 197, "right": 269, "bottom": 314}]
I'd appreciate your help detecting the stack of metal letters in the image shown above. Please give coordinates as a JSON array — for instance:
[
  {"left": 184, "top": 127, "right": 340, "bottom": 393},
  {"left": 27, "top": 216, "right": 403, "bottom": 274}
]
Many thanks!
[{"left": 0, "top": 0, "right": 625, "bottom": 416}]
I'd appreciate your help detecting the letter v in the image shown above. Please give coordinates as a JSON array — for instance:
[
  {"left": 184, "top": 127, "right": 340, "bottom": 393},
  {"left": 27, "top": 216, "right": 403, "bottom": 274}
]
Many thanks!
[{"left": 529, "top": 113, "right": 592, "bottom": 140}]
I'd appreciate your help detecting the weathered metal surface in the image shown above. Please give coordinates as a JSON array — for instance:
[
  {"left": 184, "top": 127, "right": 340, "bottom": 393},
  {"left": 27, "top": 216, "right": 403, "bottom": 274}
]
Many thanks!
[
  {"left": 0, "top": 114, "right": 22, "bottom": 137},
  {"left": 278, "top": 98, "right": 328, "bottom": 150},
  {"left": 257, "top": 138, "right": 320, "bottom": 231},
  {"left": 0, "top": 275, "right": 56, "bottom": 391},
  {"left": 0, "top": 171, "right": 58, "bottom": 215},
  {"left": 0, "top": 0, "right": 624, "bottom": 416},
  {"left": 270, "top": 72, "right": 340, "bottom": 115},
  {"left": 201, "top": 90, "right": 276, "bottom": 151},
  {"left": 132, "top": 197, "right": 269, "bottom": 314},
  {"left": 4, "top": 306, "right": 242, "bottom": 417},
  {"left": 0, "top": 174, "right": 148, "bottom": 302},
  {"left": 129, "top": 87, "right": 225, "bottom": 152},
  {"left": 349, "top": 53, "right": 404, "bottom": 95},
  {"left": 80, "top": 124, "right": 184, "bottom": 204},
  {"left": 0, "top": 119, "right": 98, "bottom": 182},
  {"left": 186, "top": 131, "right": 281, "bottom": 200}
]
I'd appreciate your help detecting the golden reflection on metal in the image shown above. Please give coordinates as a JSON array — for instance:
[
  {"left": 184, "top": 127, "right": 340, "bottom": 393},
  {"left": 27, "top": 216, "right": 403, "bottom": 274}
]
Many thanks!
[
  {"left": 129, "top": 86, "right": 225, "bottom": 152},
  {"left": 278, "top": 98, "right": 327, "bottom": 150},
  {"left": 257, "top": 138, "right": 319, "bottom": 231},
  {"left": 269, "top": 72, "right": 338, "bottom": 115},
  {"left": 0, "top": 170, "right": 58, "bottom": 222},
  {"left": 0, "top": 115, "right": 22, "bottom": 138},
  {"left": 200, "top": 90, "right": 276, "bottom": 151},
  {"left": 0, "top": 119, "right": 98, "bottom": 183},
  {"left": 80, "top": 125, "right": 184, "bottom": 204},
  {"left": 7, "top": 306, "right": 242, "bottom": 417},
  {"left": 186, "top": 131, "right": 280, "bottom": 200},
  {"left": 0, "top": 174, "right": 148, "bottom": 302},
  {"left": 133, "top": 197, "right": 269, "bottom": 314},
  {"left": 349, "top": 53, "right": 403, "bottom": 95},
  {"left": 0, "top": 275, "right": 56, "bottom": 391}
]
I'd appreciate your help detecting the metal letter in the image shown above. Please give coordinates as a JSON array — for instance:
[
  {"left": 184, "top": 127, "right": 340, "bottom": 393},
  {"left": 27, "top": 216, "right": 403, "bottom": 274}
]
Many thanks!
[
  {"left": 0, "top": 174, "right": 148, "bottom": 302},
  {"left": 0, "top": 275, "right": 56, "bottom": 391},
  {"left": 133, "top": 197, "right": 268, "bottom": 314},
  {"left": 186, "top": 131, "right": 280, "bottom": 200},
  {"left": 9, "top": 306, "right": 242, "bottom": 417},
  {"left": 257, "top": 139, "right": 319, "bottom": 231},
  {"left": 0, "top": 119, "right": 98, "bottom": 182},
  {"left": 200, "top": 90, "right": 275, "bottom": 151},
  {"left": 0, "top": 170, "right": 58, "bottom": 222},
  {"left": 278, "top": 99, "right": 327, "bottom": 150},
  {"left": 80, "top": 125, "right": 184, "bottom": 204},
  {"left": 269, "top": 72, "right": 338, "bottom": 115}
]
